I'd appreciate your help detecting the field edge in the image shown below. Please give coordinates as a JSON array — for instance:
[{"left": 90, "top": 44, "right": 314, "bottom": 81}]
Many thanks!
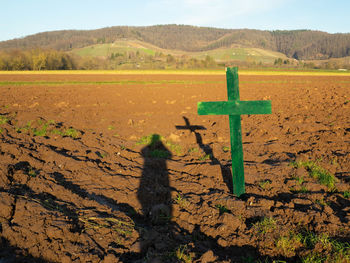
[{"left": 0, "top": 69, "right": 350, "bottom": 76}]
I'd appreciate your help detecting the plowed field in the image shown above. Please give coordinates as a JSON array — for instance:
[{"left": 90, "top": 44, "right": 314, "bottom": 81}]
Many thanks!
[{"left": 0, "top": 72, "right": 349, "bottom": 262}]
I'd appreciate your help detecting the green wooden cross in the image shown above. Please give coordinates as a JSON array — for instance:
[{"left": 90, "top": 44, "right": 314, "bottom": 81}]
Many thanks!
[{"left": 197, "top": 67, "right": 271, "bottom": 196}]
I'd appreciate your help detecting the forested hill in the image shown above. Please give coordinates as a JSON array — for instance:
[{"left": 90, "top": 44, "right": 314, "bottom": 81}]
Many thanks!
[{"left": 1, "top": 25, "right": 350, "bottom": 60}]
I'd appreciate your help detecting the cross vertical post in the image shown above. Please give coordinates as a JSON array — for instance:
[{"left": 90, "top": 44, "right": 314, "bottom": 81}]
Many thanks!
[
  {"left": 227, "top": 67, "right": 245, "bottom": 196},
  {"left": 197, "top": 67, "right": 271, "bottom": 196}
]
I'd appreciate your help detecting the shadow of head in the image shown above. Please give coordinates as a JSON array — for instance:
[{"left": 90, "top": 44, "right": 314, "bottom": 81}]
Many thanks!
[
  {"left": 141, "top": 134, "right": 172, "bottom": 159},
  {"left": 149, "top": 134, "right": 161, "bottom": 147}
]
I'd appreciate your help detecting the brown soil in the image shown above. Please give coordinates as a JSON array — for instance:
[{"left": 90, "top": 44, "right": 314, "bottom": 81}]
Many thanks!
[{"left": 0, "top": 73, "right": 349, "bottom": 262}]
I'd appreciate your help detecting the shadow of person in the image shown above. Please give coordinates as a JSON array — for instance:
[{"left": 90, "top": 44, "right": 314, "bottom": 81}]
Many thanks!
[{"left": 136, "top": 134, "right": 173, "bottom": 254}]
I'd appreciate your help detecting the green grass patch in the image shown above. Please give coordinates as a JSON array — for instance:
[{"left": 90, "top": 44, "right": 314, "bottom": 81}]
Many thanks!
[
  {"left": 165, "top": 140, "right": 182, "bottom": 156},
  {"left": 33, "top": 122, "right": 49, "bottom": 136},
  {"left": 258, "top": 180, "right": 272, "bottom": 190},
  {"left": 262, "top": 227, "right": 350, "bottom": 261},
  {"left": 51, "top": 129, "right": 63, "bottom": 135},
  {"left": 222, "top": 146, "right": 230, "bottom": 152},
  {"left": 300, "top": 231, "right": 350, "bottom": 263},
  {"left": 290, "top": 185, "right": 309, "bottom": 194},
  {"left": 136, "top": 134, "right": 156, "bottom": 146},
  {"left": 138, "top": 134, "right": 164, "bottom": 151},
  {"left": 188, "top": 147, "right": 199, "bottom": 153},
  {"left": 0, "top": 115, "right": 9, "bottom": 125},
  {"left": 174, "top": 194, "right": 190, "bottom": 209},
  {"left": 276, "top": 231, "right": 303, "bottom": 257},
  {"left": 253, "top": 217, "right": 276, "bottom": 235},
  {"left": 16, "top": 119, "right": 81, "bottom": 139},
  {"left": 291, "top": 160, "right": 337, "bottom": 189},
  {"left": 215, "top": 204, "right": 230, "bottom": 215},
  {"left": 16, "top": 121, "right": 32, "bottom": 133},
  {"left": 63, "top": 128, "right": 80, "bottom": 138},
  {"left": 27, "top": 167, "right": 38, "bottom": 177},
  {"left": 173, "top": 245, "right": 193, "bottom": 263},
  {"left": 293, "top": 175, "right": 305, "bottom": 185},
  {"left": 78, "top": 216, "right": 134, "bottom": 237},
  {"left": 343, "top": 191, "right": 350, "bottom": 199},
  {"left": 95, "top": 151, "right": 107, "bottom": 158},
  {"left": 193, "top": 47, "right": 287, "bottom": 64},
  {"left": 315, "top": 198, "right": 329, "bottom": 207},
  {"left": 72, "top": 42, "right": 156, "bottom": 57},
  {"left": 136, "top": 134, "right": 182, "bottom": 156},
  {"left": 198, "top": 153, "right": 212, "bottom": 161}
]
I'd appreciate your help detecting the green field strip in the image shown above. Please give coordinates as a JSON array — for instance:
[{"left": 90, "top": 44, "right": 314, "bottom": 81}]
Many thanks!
[{"left": 0, "top": 69, "right": 349, "bottom": 76}]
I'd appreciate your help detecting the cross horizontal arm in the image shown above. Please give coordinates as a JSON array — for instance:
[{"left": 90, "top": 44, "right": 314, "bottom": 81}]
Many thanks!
[{"left": 198, "top": 100, "right": 271, "bottom": 116}]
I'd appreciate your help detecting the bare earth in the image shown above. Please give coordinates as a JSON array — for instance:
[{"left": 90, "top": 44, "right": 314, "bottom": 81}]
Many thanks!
[{"left": 0, "top": 73, "right": 349, "bottom": 262}]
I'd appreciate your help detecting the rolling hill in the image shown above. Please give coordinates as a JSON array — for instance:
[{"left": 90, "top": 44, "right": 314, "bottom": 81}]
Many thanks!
[
  {"left": 70, "top": 39, "right": 288, "bottom": 65},
  {"left": 1, "top": 25, "right": 350, "bottom": 60}
]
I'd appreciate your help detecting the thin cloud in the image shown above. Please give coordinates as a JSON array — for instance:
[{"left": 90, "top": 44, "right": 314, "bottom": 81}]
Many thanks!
[{"left": 149, "top": 0, "right": 292, "bottom": 26}]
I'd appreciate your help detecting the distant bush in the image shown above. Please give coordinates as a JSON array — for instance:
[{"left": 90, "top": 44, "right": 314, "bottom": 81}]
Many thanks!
[{"left": 0, "top": 49, "right": 76, "bottom": 70}]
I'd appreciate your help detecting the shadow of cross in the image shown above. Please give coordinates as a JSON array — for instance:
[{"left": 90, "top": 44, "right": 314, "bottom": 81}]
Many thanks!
[
  {"left": 198, "top": 67, "right": 272, "bottom": 197},
  {"left": 175, "top": 116, "right": 207, "bottom": 133},
  {"left": 175, "top": 116, "right": 215, "bottom": 163},
  {"left": 176, "top": 116, "right": 234, "bottom": 192}
]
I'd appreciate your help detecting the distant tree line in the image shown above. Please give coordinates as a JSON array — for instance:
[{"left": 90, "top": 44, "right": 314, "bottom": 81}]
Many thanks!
[
  {"left": 1, "top": 25, "right": 350, "bottom": 60},
  {"left": 105, "top": 51, "right": 219, "bottom": 70},
  {"left": 0, "top": 48, "right": 221, "bottom": 70},
  {"left": 1, "top": 47, "right": 349, "bottom": 71},
  {"left": 0, "top": 49, "right": 75, "bottom": 70}
]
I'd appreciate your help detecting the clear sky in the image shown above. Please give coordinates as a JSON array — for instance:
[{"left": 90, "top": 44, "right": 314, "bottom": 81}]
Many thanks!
[{"left": 1, "top": 0, "right": 349, "bottom": 41}]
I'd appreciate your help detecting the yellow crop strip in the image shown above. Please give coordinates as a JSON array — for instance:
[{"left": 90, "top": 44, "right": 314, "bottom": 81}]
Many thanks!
[
  {"left": 0, "top": 69, "right": 349, "bottom": 76},
  {"left": 0, "top": 70, "right": 222, "bottom": 75},
  {"left": 239, "top": 70, "right": 350, "bottom": 76}
]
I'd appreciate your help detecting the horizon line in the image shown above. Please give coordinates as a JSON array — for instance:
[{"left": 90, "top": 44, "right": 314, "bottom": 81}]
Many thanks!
[{"left": 1, "top": 24, "right": 349, "bottom": 42}]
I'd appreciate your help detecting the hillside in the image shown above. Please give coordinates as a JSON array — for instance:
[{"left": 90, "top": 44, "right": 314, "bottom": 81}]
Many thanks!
[
  {"left": 1, "top": 25, "right": 350, "bottom": 60},
  {"left": 71, "top": 39, "right": 288, "bottom": 65},
  {"left": 72, "top": 40, "right": 161, "bottom": 57}
]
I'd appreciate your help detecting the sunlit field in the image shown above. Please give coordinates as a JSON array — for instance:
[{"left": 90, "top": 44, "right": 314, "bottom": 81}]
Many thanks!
[
  {"left": 0, "top": 70, "right": 349, "bottom": 262},
  {"left": 0, "top": 69, "right": 349, "bottom": 76}
]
